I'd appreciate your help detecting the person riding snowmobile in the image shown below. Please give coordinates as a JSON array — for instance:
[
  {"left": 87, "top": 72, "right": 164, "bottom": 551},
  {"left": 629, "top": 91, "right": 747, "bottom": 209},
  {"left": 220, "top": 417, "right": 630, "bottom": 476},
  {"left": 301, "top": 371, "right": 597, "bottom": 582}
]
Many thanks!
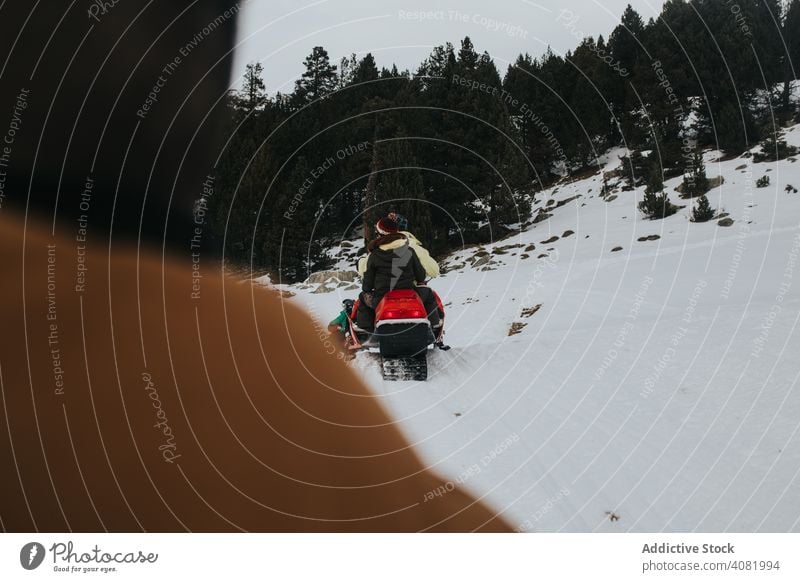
[
  {"left": 329, "top": 299, "right": 356, "bottom": 356},
  {"left": 329, "top": 299, "right": 355, "bottom": 336},
  {"left": 357, "top": 220, "right": 439, "bottom": 280},
  {"left": 356, "top": 217, "right": 440, "bottom": 332}
]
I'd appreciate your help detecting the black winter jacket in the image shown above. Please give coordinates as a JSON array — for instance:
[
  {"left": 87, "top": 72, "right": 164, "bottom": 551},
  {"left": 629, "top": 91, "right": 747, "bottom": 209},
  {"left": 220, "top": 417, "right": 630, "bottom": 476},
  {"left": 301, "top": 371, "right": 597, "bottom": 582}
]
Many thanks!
[{"left": 362, "top": 234, "right": 426, "bottom": 295}]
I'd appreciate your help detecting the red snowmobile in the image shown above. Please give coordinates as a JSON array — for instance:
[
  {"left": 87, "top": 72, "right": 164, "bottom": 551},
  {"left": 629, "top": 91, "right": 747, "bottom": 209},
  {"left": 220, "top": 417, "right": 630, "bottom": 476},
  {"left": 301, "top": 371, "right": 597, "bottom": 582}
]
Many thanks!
[{"left": 345, "top": 288, "right": 448, "bottom": 381}]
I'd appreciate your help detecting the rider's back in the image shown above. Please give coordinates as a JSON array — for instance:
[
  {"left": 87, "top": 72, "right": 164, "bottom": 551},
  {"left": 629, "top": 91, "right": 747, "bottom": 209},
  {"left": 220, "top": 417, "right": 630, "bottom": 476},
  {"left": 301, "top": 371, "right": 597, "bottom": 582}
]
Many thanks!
[{"left": 362, "top": 233, "right": 426, "bottom": 295}]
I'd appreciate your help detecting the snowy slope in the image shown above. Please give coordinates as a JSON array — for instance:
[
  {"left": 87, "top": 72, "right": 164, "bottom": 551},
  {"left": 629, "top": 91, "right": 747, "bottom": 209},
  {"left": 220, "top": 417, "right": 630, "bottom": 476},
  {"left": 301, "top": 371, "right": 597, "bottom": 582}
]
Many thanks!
[{"left": 264, "top": 123, "right": 800, "bottom": 532}]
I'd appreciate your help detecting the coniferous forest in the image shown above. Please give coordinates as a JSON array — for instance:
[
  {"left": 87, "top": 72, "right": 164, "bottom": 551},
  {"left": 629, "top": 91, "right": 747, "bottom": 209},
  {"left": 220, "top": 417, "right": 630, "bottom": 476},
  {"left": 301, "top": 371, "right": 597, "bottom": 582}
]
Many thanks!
[{"left": 207, "top": 0, "right": 800, "bottom": 283}]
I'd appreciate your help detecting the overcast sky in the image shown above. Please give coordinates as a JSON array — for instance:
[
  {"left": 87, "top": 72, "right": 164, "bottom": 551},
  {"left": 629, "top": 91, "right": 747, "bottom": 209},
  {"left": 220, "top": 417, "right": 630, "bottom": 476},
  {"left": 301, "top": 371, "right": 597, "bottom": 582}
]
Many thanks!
[{"left": 231, "top": 0, "right": 666, "bottom": 92}]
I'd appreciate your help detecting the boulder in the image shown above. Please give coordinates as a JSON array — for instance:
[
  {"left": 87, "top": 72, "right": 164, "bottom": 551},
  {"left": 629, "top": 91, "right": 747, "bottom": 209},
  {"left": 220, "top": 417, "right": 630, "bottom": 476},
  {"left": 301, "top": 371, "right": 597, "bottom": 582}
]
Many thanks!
[
  {"left": 472, "top": 255, "right": 492, "bottom": 268},
  {"left": 676, "top": 175, "right": 724, "bottom": 198},
  {"left": 304, "top": 270, "right": 359, "bottom": 285},
  {"left": 521, "top": 304, "right": 542, "bottom": 318},
  {"left": 553, "top": 195, "right": 581, "bottom": 209},
  {"left": 508, "top": 322, "right": 527, "bottom": 336}
]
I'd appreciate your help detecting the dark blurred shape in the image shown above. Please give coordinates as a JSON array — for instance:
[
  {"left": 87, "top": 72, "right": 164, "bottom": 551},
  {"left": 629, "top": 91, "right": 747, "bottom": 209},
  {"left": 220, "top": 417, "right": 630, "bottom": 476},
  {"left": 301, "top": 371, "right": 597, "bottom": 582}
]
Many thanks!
[{"left": 0, "top": 1, "right": 238, "bottom": 245}]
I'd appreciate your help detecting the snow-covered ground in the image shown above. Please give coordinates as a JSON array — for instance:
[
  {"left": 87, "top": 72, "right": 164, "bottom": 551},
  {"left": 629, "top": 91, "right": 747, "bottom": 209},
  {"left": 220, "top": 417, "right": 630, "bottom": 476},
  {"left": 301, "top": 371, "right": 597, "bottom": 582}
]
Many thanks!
[{"left": 264, "top": 123, "right": 800, "bottom": 532}]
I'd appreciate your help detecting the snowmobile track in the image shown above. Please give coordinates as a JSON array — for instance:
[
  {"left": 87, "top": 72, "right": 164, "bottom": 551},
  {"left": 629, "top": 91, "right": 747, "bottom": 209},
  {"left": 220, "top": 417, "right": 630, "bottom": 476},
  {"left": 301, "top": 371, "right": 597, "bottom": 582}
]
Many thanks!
[{"left": 381, "top": 354, "right": 428, "bottom": 381}]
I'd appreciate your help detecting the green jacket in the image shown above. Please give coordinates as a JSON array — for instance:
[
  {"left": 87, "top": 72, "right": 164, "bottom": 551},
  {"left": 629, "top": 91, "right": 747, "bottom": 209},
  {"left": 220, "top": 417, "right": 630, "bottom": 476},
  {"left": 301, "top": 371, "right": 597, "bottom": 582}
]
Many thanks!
[{"left": 329, "top": 310, "right": 348, "bottom": 332}]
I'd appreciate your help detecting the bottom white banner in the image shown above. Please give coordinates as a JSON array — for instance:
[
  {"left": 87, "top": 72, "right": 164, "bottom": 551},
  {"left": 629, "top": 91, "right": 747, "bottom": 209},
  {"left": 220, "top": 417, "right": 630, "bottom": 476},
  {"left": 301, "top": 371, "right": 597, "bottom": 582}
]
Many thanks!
[{"left": 1, "top": 533, "right": 797, "bottom": 581}]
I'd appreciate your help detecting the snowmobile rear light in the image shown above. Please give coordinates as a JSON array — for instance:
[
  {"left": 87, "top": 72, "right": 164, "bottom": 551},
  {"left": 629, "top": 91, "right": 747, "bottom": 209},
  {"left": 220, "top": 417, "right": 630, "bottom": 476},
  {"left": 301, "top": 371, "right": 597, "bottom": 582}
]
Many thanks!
[{"left": 382, "top": 309, "right": 425, "bottom": 319}]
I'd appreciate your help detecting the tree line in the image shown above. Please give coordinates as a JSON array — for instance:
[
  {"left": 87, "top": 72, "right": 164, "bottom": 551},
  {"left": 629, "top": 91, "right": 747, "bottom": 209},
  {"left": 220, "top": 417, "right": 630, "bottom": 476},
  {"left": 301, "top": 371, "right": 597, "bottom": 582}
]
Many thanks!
[{"left": 206, "top": 0, "right": 800, "bottom": 282}]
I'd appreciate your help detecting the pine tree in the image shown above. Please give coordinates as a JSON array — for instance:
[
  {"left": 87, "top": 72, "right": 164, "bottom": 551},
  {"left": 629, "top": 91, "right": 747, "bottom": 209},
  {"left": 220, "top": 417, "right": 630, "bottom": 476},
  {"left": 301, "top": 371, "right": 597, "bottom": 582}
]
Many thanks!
[
  {"left": 409, "top": 38, "right": 531, "bottom": 246},
  {"left": 789, "top": 0, "right": 800, "bottom": 69},
  {"left": 787, "top": 0, "right": 800, "bottom": 116},
  {"left": 608, "top": 5, "right": 645, "bottom": 74},
  {"left": 353, "top": 53, "right": 379, "bottom": 84},
  {"left": 266, "top": 156, "right": 325, "bottom": 282},
  {"left": 682, "top": 149, "right": 708, "bottom": 198},
  {"left": 489, "top": 142, "right": 532, "bottom": 230},
  {"left": 753, "top": 127, "right": 798, "bottom": 162},
  {"left": 778, "top": 0, "right": 800, "bottom": 120},
  {"left": 639, "top": 161, "right": 676, "bottom": 219},
  {"left": 337, "top": 53, "right": 358, "bottom": 88},
  {"left": 644, "top": 160, "right": 664, "bottom": 196},
  {"left": 608, "top": 4, "right": 647, "bottom": 142},
  {"left": 504, "top": 47, "right": 582, "bottom": 182},
  {"left": 567, "top": 37, "right": 614, "bottom": 166},
  {"left": 693, "top": 150, "right": 708, "bottom": 194},
  {"left": 752, "top": 0, "right": 784, "bottom": 85},
  {"left": 458, "top": 37, "right": 479, "bottom": 70},
  {"left": 363, "top": 129, "right": 381, "bottom": 243},
  {"left": 364, "top": 138, "right": 433, "bottom": 246},
  {"left": 620, "top": 150, "right": 648, "bottom": 190},
  {"left": 240, "top": 62, "right": 267, "bottom": 110},
  {"left": 689, "top": 0, "right": 779, "bottom": 153},
  {"left": 222, "top": 141, "right": 275, "bottom": 265},
  {"left": 639, "top": 189, "right": 676, "bottom": 219},
  {"left": 691, "top": 194, "right": 716, "bottom": 222},
  {"left": 713, "top": 100, "right": 752, "bottom": 153},
  {"left": 293, "top": 46, "right": 338, "bottom": 105}
]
